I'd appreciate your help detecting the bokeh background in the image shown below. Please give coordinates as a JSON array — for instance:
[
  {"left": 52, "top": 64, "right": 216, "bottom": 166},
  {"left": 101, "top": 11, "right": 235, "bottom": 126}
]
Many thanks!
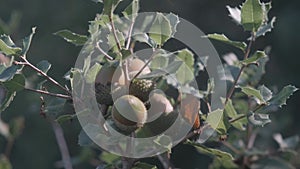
[{"left": 0, "top": 0, "right": 299, "bottom": 168}]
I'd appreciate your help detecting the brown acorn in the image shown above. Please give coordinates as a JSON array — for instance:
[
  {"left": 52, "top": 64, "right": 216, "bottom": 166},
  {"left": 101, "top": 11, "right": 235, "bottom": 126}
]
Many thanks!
[
  {"left": 147, "top": 91, "right": 174, "bottom": 122},
  {"left": 127, "top": 58, "right": 151, "bottom": 78},
  {"left": 112, "top": 95, "right": 147, "bottom": 134}
]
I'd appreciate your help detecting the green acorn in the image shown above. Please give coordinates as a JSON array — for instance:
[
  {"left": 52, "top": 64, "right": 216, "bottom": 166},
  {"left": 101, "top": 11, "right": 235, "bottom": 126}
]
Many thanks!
[
  {"left": 129, "top": 79, "right": 156, "bottom": 102},
  {"left": 112, "top": 95, "right": 147, "bottom": 134},
  {"left": 95, "top": 82, "right": 113, "bottom": 105}
]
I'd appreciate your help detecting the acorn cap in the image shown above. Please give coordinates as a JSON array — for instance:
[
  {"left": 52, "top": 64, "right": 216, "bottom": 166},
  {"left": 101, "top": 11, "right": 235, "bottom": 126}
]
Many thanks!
[
  {"left": 112, "top": 95, "right": 147, "bottom": 133},
  {"left": 95, "top": 83, "right": 113, "bottom": 105},
  {"left": 129, "top": 79, "right": 156, "bottom": 102}
]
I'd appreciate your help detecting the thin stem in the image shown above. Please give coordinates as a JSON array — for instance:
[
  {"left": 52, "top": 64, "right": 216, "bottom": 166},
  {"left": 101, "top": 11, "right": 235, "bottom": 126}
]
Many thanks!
[
  {"left": 96, "top": 42, "right": 114, "bottom": 61},
  {"left": 17, "top": 57, "right": 71, "bottom": 95},
  {"left": 229, "top": 114, "right": 247, "bottom": 123},
  {"left": 51, "top": 120, "right": 73, "bottom": 169},
  {"left": 157, "top": 152, "right": 174, "bottom": 169},
  {"left": 4, "top": 137, "right": 14, "bottom": 158},
  {"left": 225, "top": 34, "right": 255, "bottom": 105},
  {"left": 131, "top": 49, "right": 156, "bottom": 81},
  {"left": 25, "top": 88, "right": 72, "bottom": 99},
  {"left": 109, "top": 15, "right": 122, "bottom": 52},
  {"left": 222, "top": 141, "right": 241, "bottom": 155},
  {"left": 126, "top": 20, "right": 135, "bottom": 50}
]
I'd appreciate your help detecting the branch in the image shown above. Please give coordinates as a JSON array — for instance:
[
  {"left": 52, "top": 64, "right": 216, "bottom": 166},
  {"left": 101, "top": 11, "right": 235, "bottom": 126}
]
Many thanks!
[
  {"left": 157, "top": 152, "right": 174, "bottom": 169},
  {"left": 126, "top": 20, "right": 135, "bottom": 50},
  {"left": 16, "top": 57, "right": 71, "bottom": 95},
  {"left": 109, "top": 15, "right": 122, "bottom": 52},
  {"left": 25, "top": 87, "right": 72, "bottom": 99},
  {"left": 96, "top": 42, "right": 114, "bottom": 61},
  {"left": 225, "top": 34, "right": 255, "bottom": 105},
  {"left": 51, "top": 120, "right": 73, "bottom": 169},
  {"left": 131, "top": 49, "right": 156, "bottom": 81}
]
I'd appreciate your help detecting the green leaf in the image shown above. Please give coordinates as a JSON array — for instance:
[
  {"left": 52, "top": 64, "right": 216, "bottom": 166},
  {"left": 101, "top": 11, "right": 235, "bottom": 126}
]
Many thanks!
[
  {"left": 240, "top": 56, "right": 269, "bottom": 86},
  {"left": 0, "top": 155, "right": 12, "bottom": 169},
  {"left": 103, "top": 0, "right": 122, "bottom": 15},
  {"left": 153, "top": 134, "right": 172, "bottom": 152},
  {"left": 175, "top": 49, "right": 194, "bottom": 85},
  {"left": 22, "top": 27, "right": 36, "bottom": 55},
  {"left": 56, "top": 114, "right": 76, "bottom": 124},
  {"left": 256, "top": 17, "right": 276, "bottom": 38},
  {"left": 0, "top": 38, "right": 21, "bottom": 55},
  {"left": 187, "top": 141, "right": 238, "bottom": 169},
  {"left": 207, "top": 34, "right": 247, "bottom": 51},
  {"left": 122, "top": 0, "right": 139, "bottom": 20},
  {"left": 0, "top": 86, "right": 15, "bottom": 113},
  {"left": 44, "top": 97, "right": 66, "bottom": 117},
  {"left": 206, "top": 109, "right": 229, "bottom": 135},
  {"left": 0, "top": 65, "right": 18, "bottom": 82},
  {"left": 226, "top": 5, "right": 241, "bottom": 24},
  {"left": 132, "top": 162, "right": 158, "bottom": 169},
  {"left": 78, "top": 128, "right": 94, "bottom": 147},
  {"left": 150, "top": 51, "right": 169, "bottom": 69},
  {"left": 240, "top": 86, "right": 266, "bottom": 105},
  {"left": 149, "top": 13, "right": 172, "bottom": 46},
  {"left": 85, "top": 63, "right": 101, "bottom": 84},
  {"left": 139, "top": 60, "right": 183, "bottom": 79},
  {"left": 36, "top": 60, "right": 51, "bottom": 74},
  {"left": 132, "top": 33, "right": 154, "bottom": 47},
  {"left": 248, "top": 112, "right": 271, "bottom": 127},
  {"left": 3, "top": 74, "right": 25, "bottom": 92},
  {"left": 269, "top": 85, "right": 298, "bottom": 108},
  {"left": 54, "top": 30, "right": 88, "bottom": 46},
  {"left": 251, "top": 157, "right": 296, "bottom": 169},
  {"left": 241, "top": 50, "right": 267, "bottom": 65},
  {"left": 165, "top": 13, "right": 180, "bottom": 37},
  {"left": 241, "top": 0, "right": 264, "bottom": 32},
  {"left": 223, "top": 98, "right": 246, "bottom": 131},
  {"left": 100, "top": 152, "right": 120, "bottom": 164},
  {"left": 107, "top": 30, "right": 125, "bottom": 52},
  {"left": 258, "top": 85, "right": 273, "bottom": 102}
]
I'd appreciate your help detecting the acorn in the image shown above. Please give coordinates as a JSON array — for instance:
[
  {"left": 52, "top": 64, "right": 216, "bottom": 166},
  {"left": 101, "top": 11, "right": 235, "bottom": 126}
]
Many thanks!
[
  {"left": 112, "top": 95, "right": 147, "bottom": 134},
  {"left": 95, "top": 63, "right": 125, "bottom": 86},
  {"left": 129, "top": 79, "right": 156, "bottom": 102},
  {"left": 147, "top": 91, "right": 174, "bottom": 122},
  {"left": 127, "top": 58, "right": 151, "bottom": 79}
]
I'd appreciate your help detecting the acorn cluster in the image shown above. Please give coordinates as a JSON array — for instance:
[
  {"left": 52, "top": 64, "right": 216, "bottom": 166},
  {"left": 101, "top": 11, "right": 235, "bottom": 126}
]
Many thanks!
[{"left": 95, "top": 58, "right": 176, "bottom": 135}]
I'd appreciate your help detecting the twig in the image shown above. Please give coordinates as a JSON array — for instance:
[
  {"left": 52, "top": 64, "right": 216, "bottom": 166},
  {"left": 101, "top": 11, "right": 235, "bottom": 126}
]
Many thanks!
[
  {"left": 25, "top": 87, "right": 72, "bottom": 99},
  {"left": 222, "top": 141, "right": 241, "bottom": 155},
  {"left": 126, "top": 20, "right": 135, "bottom": 50},
  {"left": 121, "top": 157, "right": 135, "bottom": 169},
  {"left": 4, "top": 137, "right": 14, "bottom": 158},
  {"left": 229, "top": 114, "right": 247, "bottom": 124},
  {"left": 16, "top": 57, "right": 71, "bottom": 95},
  {"left": 51, "top": 120, "right": 73, "bottom": 169},
  {"left": 109, "top": 15, "right": 122, "bottom": 52},
  {"left": 157, "top": 152, "right": 174, "bottom": 169},
  {"left": 225, "top": 34, "right": 255, "bottom": 105},
  {"left": 131, "top": 49, "right": 156, "bottom": 81},
  {"left": 247, "top": 126, "right": 257, "bottom": 149},
  {"left": 96, "top": 42, "right": 114, "bottom": 61}
]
